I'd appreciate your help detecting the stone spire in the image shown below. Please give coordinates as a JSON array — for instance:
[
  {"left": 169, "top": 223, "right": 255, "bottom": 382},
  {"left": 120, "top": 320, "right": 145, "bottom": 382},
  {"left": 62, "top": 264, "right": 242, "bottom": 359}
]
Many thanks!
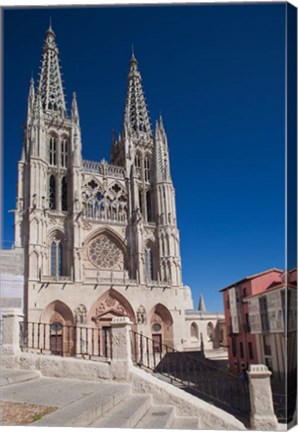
[
  {"left": 26, "top": 77, "right": 35, "bottom": 125},
  {"left": 124, "top": 54, "right": 151, "bottom": 138},
  {"left": 38, "top": 24, "right": 66, "bottom": 116},
  {"left": 198, "top": 294, "right": 207, "bottom": 313},
  {"left": 154, "top": 116, "right": 171, "bottom": 182},
  {"left": 71, "top": 92, "right": 80, "bottom": 125}
]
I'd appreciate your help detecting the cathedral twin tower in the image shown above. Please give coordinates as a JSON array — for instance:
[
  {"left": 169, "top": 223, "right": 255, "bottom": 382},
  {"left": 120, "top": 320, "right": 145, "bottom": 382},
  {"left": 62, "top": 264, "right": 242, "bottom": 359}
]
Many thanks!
[{"left": 15, "top": 25, "right": 193, "bottom": 349}]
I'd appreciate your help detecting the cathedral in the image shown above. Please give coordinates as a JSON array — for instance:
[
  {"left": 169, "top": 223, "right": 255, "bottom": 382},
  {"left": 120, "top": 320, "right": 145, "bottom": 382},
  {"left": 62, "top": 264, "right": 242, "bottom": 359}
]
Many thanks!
[{"left": 13, "top": 24, "right": 224, "bottom": 353}]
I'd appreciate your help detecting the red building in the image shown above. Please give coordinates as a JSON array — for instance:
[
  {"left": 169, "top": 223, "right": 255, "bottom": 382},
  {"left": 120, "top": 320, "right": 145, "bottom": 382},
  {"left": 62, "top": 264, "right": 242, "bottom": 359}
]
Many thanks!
[{"left": 220, "top": 268, "right": 284, "bottom": 373}]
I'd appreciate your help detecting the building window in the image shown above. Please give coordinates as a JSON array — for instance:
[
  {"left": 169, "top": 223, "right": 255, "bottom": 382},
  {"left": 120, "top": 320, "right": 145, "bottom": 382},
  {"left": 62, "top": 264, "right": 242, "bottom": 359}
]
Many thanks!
[
  {"left": 146, "top": 190, "right": 152, "bottom": 222},
  {"left": 61, "top": 177, "right": 68, "bottom": 211},
  {"left": 144, "top": 156, "right": 150, "bottom": 182},
  {"left": 263, "top": 335, "right": 271, "bottom": 356},
  {"left": 49, "top": 175, "right": 56, "bottom": 210},
  {"left": 260, "top": 297, "right": 269, "bottom": 331},
  {"left": 245, "top": 313, "right": 250, "bottom": 333},
  {"left": 139, "top": 189, "right": 143, "bottom": 214},
  {"left": 61, "top": 138, "right": 68, "bottom": 167},
  {"left": 248, "top": 342, "right": 254, "bottom": 360},
  {"left": 135, "top": 153, "right": 141, "bottom": 168},
  {"left": 49, "top": 136, "right": 57, "bottom": 166},
  {"left": 51, "top": 241, "right": 63, "bottom": 277},
  {"left": 144, "top": 248, "right": 154, "bottom": 281},
  {"left": 240, "top": 341, "right": 244, "bottom": 358},
  {"left": 232, "top": 335, "right": 237, "bottom": 357}
]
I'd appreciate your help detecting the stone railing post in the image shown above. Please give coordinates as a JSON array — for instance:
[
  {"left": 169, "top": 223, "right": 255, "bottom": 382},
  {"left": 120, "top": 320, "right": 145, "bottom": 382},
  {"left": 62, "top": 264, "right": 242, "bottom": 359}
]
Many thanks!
[
  {"left": 110, "top": 316, "right": 133, "bottom": 380},
  {"left": 1, "top": 308, "right": 24, "bottom": 355},
  {"left": 248, "top": 364, "right": 278, "bottom": 430}
]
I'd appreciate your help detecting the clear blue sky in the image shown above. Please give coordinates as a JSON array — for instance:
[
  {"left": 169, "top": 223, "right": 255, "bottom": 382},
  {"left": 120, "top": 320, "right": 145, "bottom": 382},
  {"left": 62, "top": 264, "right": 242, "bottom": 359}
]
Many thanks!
[{"left": 3, "top": 4, "right": 286, "bottom": 311}]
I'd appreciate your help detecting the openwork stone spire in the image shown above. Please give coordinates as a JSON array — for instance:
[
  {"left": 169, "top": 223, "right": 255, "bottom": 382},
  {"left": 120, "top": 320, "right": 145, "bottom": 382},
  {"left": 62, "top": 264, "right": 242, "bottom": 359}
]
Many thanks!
[
  {"left": 124, "top": 54, "right": 151, "bottom": 137},
  {"left": 38, "top": 24, "right": 66, "bottom": 116}
]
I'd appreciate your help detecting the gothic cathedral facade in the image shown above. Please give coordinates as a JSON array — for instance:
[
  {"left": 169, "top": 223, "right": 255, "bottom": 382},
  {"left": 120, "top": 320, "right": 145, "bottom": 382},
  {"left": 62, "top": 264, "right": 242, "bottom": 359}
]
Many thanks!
[{"left": 15, "top": 25, "right": 195, "bottom": 351}]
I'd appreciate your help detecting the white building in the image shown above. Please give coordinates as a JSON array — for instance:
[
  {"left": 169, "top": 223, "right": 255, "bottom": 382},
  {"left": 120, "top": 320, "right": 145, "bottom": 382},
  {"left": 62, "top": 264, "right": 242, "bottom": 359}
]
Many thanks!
[{"left": 13, "top": 24, "right": 224, "bottom": 354}]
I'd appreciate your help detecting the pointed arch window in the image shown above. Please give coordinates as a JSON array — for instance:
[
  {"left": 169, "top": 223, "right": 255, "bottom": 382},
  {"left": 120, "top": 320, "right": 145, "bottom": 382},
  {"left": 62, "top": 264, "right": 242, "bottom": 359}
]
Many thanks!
[
  {"left": 49, "top": 175, "right": 56, "bottom": 210},
  {"left": 61, "top": 138, "right": 68, "bottom": 168},
  {"left": 145, "top": 248, "right": 154, "bottom": 281},
  {"left": 49, "top": 136, "right": 57, "bottom": 166},
  {"left": 51, "top": 240, "right": 63, "bottom": 277},
  {"left": 61, "top": 177, "right": 68, "bottom": 211},
  {"left": 146, "top": 190, "right": 152, "bottom": 222},
  {"left": 135, "top": 153, "right": 141, "bottom": 168},
  {"left": 139, "top": 189, "right": 143, "bottom": 215},
  {"left": 144, "top": 155, "right": 150, "bottom": 182}
]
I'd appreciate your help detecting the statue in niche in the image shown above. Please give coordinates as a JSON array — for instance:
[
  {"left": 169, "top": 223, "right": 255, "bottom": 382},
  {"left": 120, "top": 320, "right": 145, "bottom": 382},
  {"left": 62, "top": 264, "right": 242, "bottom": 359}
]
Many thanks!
[
  {"left": 137, "top": 305, "right": 147, "bottom": 324},
  {"left": 75, "top": 304, "right": 87, "bottom": 325}
]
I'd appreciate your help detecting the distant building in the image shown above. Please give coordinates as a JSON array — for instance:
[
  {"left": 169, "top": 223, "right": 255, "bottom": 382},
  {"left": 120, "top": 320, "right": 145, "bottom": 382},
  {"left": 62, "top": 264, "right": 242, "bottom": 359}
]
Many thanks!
[
  {"left": 244, "top": 269, "right": 296, "bottom": 381},
  {"left": 184, "top": 294, "right": 227, "bottom": 354},
  {"left": 220, "top": 268, "right": 296, "bottom": 375}
]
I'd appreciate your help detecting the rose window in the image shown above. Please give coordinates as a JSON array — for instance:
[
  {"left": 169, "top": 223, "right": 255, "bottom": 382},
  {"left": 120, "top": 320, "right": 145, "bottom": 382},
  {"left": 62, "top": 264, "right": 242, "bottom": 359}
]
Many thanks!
[{"left": 88, "top": 234, "right": 121, "bottom": 269}]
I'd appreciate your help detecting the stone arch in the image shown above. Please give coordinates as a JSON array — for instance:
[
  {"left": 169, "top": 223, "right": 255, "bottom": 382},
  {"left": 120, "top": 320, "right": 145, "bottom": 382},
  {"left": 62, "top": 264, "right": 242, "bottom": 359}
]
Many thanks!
[
  {"left": 150, "top": 303, "right": 174, "bottom": 348},
  {"left": 40, "top": 300, "right": 75, "bottom": 356},
  {"left": 41, "top": 300, "right": 74, "bottom": 325},
  {"left": 207, "top": 321, "right": 214, "bottom": 340},
  {"left": 88, "top": 289, "right": 135, "bottom": 324},
  {"left": 190, "top": 322, "right": 199, "bottom": 340}
]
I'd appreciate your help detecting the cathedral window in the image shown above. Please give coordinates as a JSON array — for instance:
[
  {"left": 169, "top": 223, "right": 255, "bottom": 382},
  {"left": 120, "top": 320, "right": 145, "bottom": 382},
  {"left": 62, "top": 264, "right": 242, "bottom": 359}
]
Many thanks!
[
  {"left": 49, "top": 136, "right": 57, "bottom": 166},
  {"left": 50, "top": 240, "right": 63, "bottom": 277},
  {"left": 146, "top": 190, "right": 152, "bottom": 222},
  {"left": 139, "top": 189, "right": 143, "bottom": 215},
  {"left": 61, "top": 138, "right": 68, "bottom": 167},
  {"left": 61, "top": 177, "right": 68, "bottom": 211},
  {"left": 49, "top": 175, "right": 56, "bottom": 210},
  {"left": 135, "top": 153, "right": 141, "bottom": 168},
  {"left": 144, "top": 248, "right": 154, "bottom": 281},
  {"left": 144, "top": 155, "right": 150, "bottom": 182}
]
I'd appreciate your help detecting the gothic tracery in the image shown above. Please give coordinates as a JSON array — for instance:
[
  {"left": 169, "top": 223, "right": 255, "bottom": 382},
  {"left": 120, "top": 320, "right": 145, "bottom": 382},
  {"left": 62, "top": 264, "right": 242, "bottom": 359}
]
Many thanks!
[{"left": 88, "top": 234, "right": 122, "bottom": 269}]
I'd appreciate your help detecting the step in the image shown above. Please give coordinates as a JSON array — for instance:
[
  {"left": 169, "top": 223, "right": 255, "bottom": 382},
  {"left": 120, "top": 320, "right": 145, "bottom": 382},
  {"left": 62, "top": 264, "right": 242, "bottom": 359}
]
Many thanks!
[
  {"left": 136, "top": 405, "right": 175, "bottom": 429},
  {"left": 35, "top": 382, "right": 131, "bottom": 427},
  {"left": 0, "top": 369, "right": 41, "bottom": 386},
  {"left": 90, "top": 394, "right": 152, "bottom": 428},
  {"left": 170, "top": 416, "right": 199, "bottom": 429}
]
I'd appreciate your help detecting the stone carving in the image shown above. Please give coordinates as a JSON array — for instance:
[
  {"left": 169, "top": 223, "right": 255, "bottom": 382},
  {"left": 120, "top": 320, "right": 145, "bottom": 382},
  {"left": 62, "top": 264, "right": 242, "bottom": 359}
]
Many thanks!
[
  {"left": 82, "top": 221, "right": 92, "bottom": 230},
  {"left": 88, "top": 234, "right": 121, "bottom": 269},
  {"left": 94, "top": 294, "right": 126, "bottom": 318},
  {"left": 137, "top": 305, "right": 146, "bottom": 324},
  {"left": 75, "top": 304, "right": 87, "bottom": 324}
]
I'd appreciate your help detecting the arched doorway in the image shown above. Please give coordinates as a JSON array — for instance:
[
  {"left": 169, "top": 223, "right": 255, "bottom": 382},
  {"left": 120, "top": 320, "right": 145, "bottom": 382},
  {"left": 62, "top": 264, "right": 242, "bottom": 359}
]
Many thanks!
[
  {"left": 41, "top": 300, "right": 74, "bottom": 356},
  {"left": 150, "top": 304, "right": 174, "bottom": 351},
  {"left": 88, "top": 289, "right": 136, "bottom": 356}
]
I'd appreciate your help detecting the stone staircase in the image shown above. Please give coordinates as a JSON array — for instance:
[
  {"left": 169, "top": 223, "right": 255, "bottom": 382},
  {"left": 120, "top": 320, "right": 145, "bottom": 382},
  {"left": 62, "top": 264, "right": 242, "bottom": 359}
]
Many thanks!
[{"left": 34, "top": 379, "right": 199, "bottom": 428}]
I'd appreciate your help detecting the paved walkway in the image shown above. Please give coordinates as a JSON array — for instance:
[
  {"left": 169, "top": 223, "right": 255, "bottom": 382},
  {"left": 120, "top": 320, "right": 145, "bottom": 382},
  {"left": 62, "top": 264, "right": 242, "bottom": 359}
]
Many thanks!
[{"left": 0, "top": 368, "right": 119, "bottom": 407}]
